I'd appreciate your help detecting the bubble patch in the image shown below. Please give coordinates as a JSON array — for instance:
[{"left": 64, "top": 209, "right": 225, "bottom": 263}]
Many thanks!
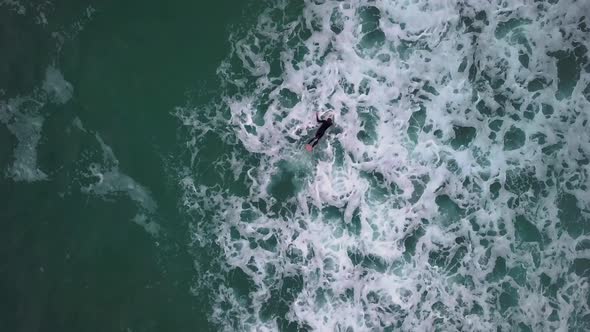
[
  {"left": 79, "top": 132, "right": 160, "bottom": 235},
  {"left": 0, "top": 66, "right": 72, "bottom": 181}
]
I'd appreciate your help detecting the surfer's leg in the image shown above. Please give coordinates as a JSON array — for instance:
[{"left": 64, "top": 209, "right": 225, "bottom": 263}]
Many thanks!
[
  {"left": 308, "top": 133, "right": 321, "bottom": 145},
  {"left": 311, "top": 133, "right": 324, "bottom": 147}
]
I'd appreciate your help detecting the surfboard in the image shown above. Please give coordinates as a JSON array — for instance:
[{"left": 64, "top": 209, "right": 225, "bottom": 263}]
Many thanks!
[{"left": 305, "top": 144, "right": 313, "bottom": 152}]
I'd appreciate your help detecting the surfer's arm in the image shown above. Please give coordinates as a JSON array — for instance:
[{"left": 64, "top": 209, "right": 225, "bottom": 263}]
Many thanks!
[{"left": 316, "top": 112, "right": 324, "bottom": 123}]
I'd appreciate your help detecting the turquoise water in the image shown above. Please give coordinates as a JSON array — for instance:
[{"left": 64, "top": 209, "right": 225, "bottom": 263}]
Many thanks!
[{"left": 1, "top": 0, "right": 590, "bottom": 331}]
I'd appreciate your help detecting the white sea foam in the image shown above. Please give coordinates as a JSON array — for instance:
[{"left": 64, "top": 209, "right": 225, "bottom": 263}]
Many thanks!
[
  {"left": 180, "top": 0, "right": 590, "bottom": 330},
  {"left": 0, "top": 98, "right": 47, "bottom": 181},
  {"left": 42, "top": 66, "right": 73, "bottom": 104},
  {"left": 0, "top": 0, "right": 55, "bottom": 27},
  {"left": 80, "top": 132, "right": 160, "bottom": 235},
  {"left": 0, "top": 66, "right": 73, "bottom": 182},
  {"left": 0, "top": 0, "right": 27, "bottom": 15}
]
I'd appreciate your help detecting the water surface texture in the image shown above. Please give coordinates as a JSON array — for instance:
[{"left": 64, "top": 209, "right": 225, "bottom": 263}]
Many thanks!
[{"left": 1, "top": 0, "right": 590, "bottom": 331}]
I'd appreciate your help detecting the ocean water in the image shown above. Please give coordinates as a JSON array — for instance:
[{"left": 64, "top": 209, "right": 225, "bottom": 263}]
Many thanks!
[{"left": 1, "top": 0, "right": 590, "bottom": 331}]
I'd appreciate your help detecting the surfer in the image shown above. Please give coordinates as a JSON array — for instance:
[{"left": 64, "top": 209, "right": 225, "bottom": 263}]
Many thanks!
[{"left": 306, "top": 112, "right": 333, "bottom": 151}]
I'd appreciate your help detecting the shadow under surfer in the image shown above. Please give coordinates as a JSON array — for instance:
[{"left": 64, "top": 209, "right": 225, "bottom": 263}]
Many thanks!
[{"left": 307, "top": 112, "right": 333, "bottom": 150}]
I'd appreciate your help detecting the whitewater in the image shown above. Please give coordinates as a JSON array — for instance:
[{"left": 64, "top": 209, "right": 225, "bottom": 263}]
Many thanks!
[{"left": 176, "top": 0, "right": 590, "bottom": 330}]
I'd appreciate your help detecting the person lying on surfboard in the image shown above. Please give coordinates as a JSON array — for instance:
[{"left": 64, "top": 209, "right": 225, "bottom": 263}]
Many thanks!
[{"left": 306, "top": 112, "right": 333, "bottom": 151}]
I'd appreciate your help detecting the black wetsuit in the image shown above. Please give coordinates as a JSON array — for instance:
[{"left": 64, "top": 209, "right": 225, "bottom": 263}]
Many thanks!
[{"left": 308, "top": 114, "right": 333, "bottom": 147}]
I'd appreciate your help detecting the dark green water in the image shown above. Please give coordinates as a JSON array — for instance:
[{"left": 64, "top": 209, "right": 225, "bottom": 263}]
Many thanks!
[{"left": 0, "top": 1, "right": 256, "bottom": 331}]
